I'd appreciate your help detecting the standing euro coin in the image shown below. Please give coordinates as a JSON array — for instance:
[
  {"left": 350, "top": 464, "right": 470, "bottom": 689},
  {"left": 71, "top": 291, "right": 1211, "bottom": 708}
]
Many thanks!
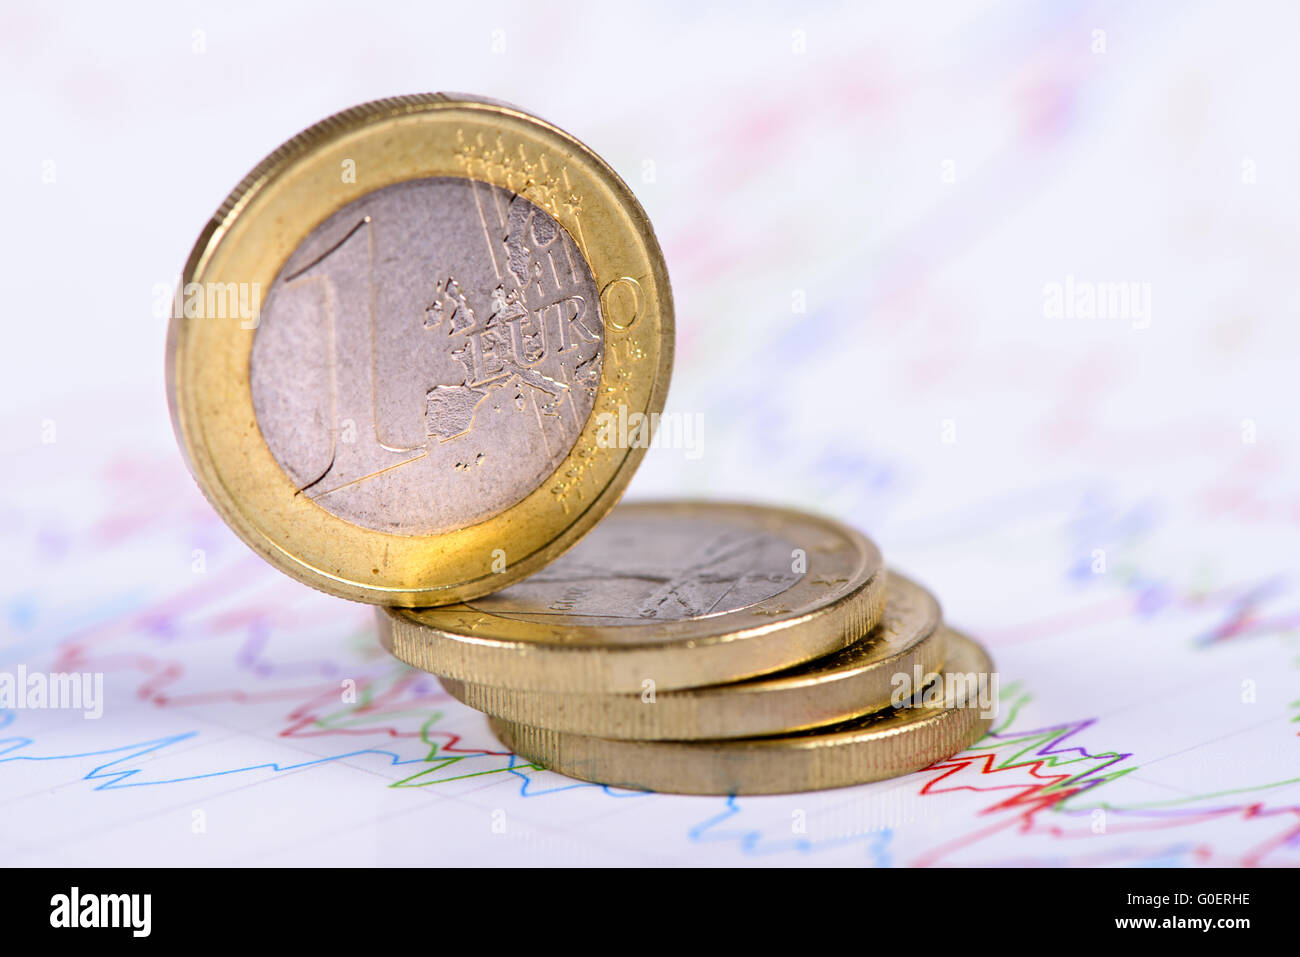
[{"left": 167, "top": 94, "right": 673, "bottom": 605}]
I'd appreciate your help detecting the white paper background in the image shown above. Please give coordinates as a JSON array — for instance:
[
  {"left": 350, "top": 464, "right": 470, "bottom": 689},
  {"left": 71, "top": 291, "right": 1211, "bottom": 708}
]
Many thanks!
[{"left": 2, "top": 1, "right": 1297, "bottom": 865}]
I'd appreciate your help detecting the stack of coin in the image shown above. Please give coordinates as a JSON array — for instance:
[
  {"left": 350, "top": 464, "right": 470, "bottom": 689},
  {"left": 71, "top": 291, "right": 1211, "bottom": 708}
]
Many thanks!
[
  {"left": 376, "top": 502, "right": 995, "bottom": 794},
  {"left": 167, "top": 94, "right": 994, "bottom": 796}
]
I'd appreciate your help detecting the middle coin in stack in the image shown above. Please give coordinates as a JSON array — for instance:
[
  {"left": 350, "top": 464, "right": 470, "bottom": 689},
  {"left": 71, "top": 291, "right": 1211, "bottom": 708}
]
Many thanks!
[
  {"left": 376, "top": 501, "right": 886, "bottom": 693},
  {"left": 438, "top": 572, "right": 945, "bottom": 739}
]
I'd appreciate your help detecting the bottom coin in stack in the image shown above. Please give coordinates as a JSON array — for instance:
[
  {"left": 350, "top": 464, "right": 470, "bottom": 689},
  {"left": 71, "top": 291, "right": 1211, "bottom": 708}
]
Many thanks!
[{"left": 488, "top": 629, "right": 995, "bottom": 795}]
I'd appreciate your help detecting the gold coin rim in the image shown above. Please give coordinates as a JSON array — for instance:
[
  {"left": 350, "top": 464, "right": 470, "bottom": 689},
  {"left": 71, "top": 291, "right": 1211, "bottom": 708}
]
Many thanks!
[
  {"left": 439, "top": 571, "right": 945, "bottom": 739},
  {"left": 379, "top": 501, "right": 886, "bottom": 692},
  {"left": 166, "top": 93, "right": 674, "bottom": 606},
  {"left": 488, "top": 629, "right": 994, "bottom": 795}
]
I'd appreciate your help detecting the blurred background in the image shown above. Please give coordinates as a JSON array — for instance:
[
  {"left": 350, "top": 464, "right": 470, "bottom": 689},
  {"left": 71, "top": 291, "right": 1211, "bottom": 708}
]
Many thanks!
[{"left": 2, "top": 1, "right": 1298, "bottom": 866}]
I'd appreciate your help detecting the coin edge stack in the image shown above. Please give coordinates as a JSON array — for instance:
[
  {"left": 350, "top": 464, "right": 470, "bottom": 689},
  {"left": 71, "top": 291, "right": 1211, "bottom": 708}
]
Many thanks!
[{"left": 384, "top": 502, "right": 997, "bottom": 796}]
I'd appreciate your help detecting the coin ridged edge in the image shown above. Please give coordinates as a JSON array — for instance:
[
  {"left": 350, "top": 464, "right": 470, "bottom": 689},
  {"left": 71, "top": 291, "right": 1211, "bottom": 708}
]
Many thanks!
[
  {"left": 378, "top": 552, "right": 886, "bottom": 692},
  {"left": 487, "top": 631, "right": 995, "bottom": 795},
  {"left": 439, "top": 574, "right": 945, "bottom": 738}
]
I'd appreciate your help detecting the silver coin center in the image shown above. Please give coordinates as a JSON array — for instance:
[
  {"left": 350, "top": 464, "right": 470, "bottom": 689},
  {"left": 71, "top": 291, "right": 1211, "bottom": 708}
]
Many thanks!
[
  {"left": 250, "top": 177, "right": 604, "bottom": 535},
  {"left": 466, "top": 513, "right": 802, "bottom": 625}
]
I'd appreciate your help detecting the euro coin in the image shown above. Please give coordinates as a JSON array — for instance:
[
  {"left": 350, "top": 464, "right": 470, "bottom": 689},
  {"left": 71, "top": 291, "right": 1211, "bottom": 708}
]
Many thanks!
[
  {"left": 489, "top": 628, "right": 993, "bottom": 795},
  {"left": 167, "top": 94, "right": 673, "bottom": 605},
  {"left": 378, "top": 501, "right": 886, "bottom": 692},
  {"left": 439, "top": 571, "right": 943, "bottom": 739}
]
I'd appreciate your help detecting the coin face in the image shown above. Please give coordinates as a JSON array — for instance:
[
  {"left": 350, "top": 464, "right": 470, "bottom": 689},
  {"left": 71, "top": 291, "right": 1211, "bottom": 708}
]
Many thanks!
[
  {"left": 377, "top": 501, "right": 887, "bottom": 691},
  {"left": 250, "top": 177, "right": 604, "bottom": 535},
  {"left": 488, "top": 629, "right": 995, "bottom": 795},
  {"left": 440, "top": 572, "right": 946, "bottom": 739},
  {"left": 466, "top": 510, "right": 801, "bottom": 626},
  {"left": 167, "top": 94, "right": 673, "bottom": 605}
]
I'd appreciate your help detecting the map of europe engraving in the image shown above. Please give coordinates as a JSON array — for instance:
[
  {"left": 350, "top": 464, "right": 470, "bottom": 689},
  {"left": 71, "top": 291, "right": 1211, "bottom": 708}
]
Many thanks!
[{"left": 250, "top": 176, "right": 605, "bottom": 536}]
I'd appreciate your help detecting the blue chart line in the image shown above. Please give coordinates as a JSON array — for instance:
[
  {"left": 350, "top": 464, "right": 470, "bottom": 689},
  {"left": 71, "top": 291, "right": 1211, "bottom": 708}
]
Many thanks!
[
  {"left": 0, "top": 725, "right": 421, "bottom": 791},
  {"left": 505, "top": 761, "right": 645, "bottom": 800},
  {"left": 689, "top": 795, "right": 895, "bottom": 862},
  {"left": 0, "top": 711, "right": 646, "bottom": 799}
]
